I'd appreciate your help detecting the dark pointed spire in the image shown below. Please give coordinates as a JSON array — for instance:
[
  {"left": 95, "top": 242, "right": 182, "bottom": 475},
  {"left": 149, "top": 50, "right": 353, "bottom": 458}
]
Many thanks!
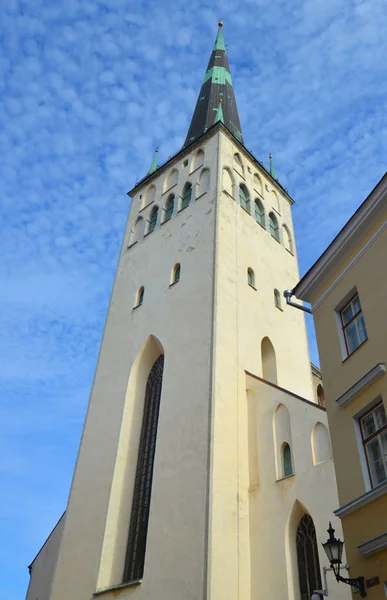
[{"left": 183, "top": 22, "right": 243, "bottom": 147}]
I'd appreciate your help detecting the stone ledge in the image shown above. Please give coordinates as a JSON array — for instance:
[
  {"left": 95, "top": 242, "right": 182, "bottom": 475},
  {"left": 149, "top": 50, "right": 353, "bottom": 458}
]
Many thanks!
[
  {"left": 357, "top": 531, "right": 387, "bottom": 557},
  {"left": 336, "top": 363, "right": 386, "bottom": 407},
  {"left": 334, "top": 480, "right": 387, "bottom": 518}
]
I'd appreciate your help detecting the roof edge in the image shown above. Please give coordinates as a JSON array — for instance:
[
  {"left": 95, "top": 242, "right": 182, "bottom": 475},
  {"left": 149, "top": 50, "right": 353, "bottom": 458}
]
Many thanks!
[{"left": 293, "top": 172, "right": 387, "bottom": 303}]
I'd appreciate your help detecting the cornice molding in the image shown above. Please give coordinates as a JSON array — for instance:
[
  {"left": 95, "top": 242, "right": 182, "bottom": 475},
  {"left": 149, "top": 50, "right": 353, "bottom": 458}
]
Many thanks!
[
  {"left": 294, "top": 173, "right": 387, "bottom": 302},
  {"left": 357, "top": 531, "right": 387, "bottom": 557},
  {"left": 334, "top": 480, "right": 387, "bottom": 518},
  {"left": 336, "top": 363, "right": 386, "bottom": 408}
]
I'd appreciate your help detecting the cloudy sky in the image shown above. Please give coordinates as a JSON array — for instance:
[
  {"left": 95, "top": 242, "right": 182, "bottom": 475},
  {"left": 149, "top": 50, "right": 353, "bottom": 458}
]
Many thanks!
[{"left": 1, "top": 0, "right": 386, "bottom": 597}]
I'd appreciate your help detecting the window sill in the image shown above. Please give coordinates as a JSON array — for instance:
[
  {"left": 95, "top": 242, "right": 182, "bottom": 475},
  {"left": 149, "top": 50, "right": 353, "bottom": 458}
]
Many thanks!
[
  {"left": 285, "top": 247, "right": 294, "bottom": 256},
  {"left": 94, "top": 580, "right": 141, "bottom": 596},
  {"left": 275, "top": 305, "right": 283, "bottom": 312},
  {"left": 255, "top": 221, "right": 265, "bottom": 229},
  {"left": 139, "top": 200, "right": 154, "bottom": 213},
  {"left": 169, "top": 280, "right": 180, "bottom": 288},
  {"left": 334, "top": 480, "right": 387, "bottom": 518},
  {"left": 241, "top": 206, "right": 251, "bottom": 215},
  {"left": 144, "top": 229, "right": 155, "bottom": 237},
  {"left": 178, "top": 203, "right": 190, "bottom": 213},
  {"left": 160, "top": 216, "right": 172, "bottom": 226},
  {"left": 342, "top": 337, "right": 368, "bottom": 364},
  {"left": 195, "top": 191, "right": 207, "bottom": 201},
  {"left": 189, "top": 164, "right": 203, "bottom": 176},
  {"left": 162, "top": 183, "right": 177, "bottom": 195},
  {"left": 270, "top": 235, "right": 281, "bottom": 244},
  {"left": 336, "top": 363, "right": 386, "bottom": 408},
  {"left": 248, "top": 283, "right": 257, "bottom": 291},
  {"left": 133, "top": 303, "right": 143, "bottom": 311},
  {"left": 271, "top": 206, "right": 281, "bottom": 217},
  {"left": 276, "top": 473, "right": 295, "bottom": 482},
  {"left": 233, "top": 167, "right": 245, "bottom": 180},
  {"left": 127, "top": 240, "right": 138, "bottom": 249}
]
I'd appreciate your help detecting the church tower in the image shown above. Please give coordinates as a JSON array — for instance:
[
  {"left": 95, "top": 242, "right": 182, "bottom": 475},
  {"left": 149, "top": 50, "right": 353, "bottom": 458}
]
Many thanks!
[{"left": 27, "top": 24, "right": 350, "bottom": 600}]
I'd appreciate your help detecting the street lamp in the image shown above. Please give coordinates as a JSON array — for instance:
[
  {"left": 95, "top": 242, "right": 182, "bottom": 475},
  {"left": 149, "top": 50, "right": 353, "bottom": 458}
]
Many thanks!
[{"left": 321, "top": 522, "right": 366, "bottom": 597}]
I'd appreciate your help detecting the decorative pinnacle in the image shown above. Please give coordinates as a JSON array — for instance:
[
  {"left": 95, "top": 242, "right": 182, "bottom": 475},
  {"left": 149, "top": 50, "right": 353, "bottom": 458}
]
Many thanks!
[
  {"left": 269, "top": 153, "right": 278, "bottom": 181},
  {"left": 148, "top": 147, "right": 159, "bottom": 175},
  {"left": 218, "top": 20, "right": 223, "bottom": 27}
]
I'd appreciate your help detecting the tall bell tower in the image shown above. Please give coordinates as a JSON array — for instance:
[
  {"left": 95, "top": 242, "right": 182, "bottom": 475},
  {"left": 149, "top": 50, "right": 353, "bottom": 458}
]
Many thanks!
[{"left": 27, "top": 23, "right": 349, "bottom": 600}]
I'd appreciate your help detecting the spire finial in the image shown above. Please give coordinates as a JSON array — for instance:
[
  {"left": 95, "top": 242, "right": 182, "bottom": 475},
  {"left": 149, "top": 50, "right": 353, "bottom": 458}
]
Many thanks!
[
  {"left": 269, "top": 153, "right": 278, "bottom": 181},
  {"left": 218, "top": 20, "right": 223, "bottom": 27},
  {"left": 148, "top": 148, "right": 159, "bottom": 175}
]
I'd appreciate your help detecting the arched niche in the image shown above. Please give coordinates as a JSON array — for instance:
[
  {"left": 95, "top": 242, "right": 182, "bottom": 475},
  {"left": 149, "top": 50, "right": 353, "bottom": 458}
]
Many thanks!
[
  {"left": 233, "top": 152, "right": 244, "bottom": 176},
  {"left": 312, "top": 422, "right": 332, "bottom": 465},
  {"left": 247, "top": 389, "right": 259, "bottom": 489},
  {"left": 269, "top": 189, "right": 280, "bottom": 213},
  {"left": 144, "top": 184, "right": 156, "bottom": 208},
  {"left": 192, "top": 148, "right": 204, "bottom": 171},
  {"left": 317, "top": 384, "right": 325, "bottom": 407},
  {"left": 283, "top": 225, "right": 293, "bottom": 253},
  {"left": 97, "top": 335, "right": 164, "bottom": 589},
  {"left": 222, "top": 167, "right": 234, "bottom": 197},
  {"left": 164, "top": 168, "right": 178, "bottom": 193},
  {"left": 129, "top": 216, "right": 145, "bottom": 245},
  {"left": 198, "top": 168, "right": 210, "bottom": 196},
  {"left": 253, "top": 173, "right": 263, "bottom": 196},
  {"left": 261, "top": 336, "right": 277, "bottom": 384},
  {"left": 273, "top": 403, "right": 293, "bottom": 479}
]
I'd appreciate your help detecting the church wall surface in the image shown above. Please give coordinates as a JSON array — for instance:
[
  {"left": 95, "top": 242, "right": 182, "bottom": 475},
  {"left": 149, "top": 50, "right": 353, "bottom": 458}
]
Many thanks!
[
  {"left": 26, "top": 514, "right": 65, "bottom": 600},
  {"left": 48, "top": 134, "right": 220, "bottom": 600}
]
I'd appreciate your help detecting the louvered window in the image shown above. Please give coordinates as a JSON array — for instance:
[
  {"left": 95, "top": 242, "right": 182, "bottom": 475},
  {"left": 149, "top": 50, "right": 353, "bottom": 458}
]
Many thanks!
[
  {"left": 123, "top": 355, "right": 164, "bottom": 583},
  {"left": 296, "top": 515, "right": 322, "bottom": 600}
]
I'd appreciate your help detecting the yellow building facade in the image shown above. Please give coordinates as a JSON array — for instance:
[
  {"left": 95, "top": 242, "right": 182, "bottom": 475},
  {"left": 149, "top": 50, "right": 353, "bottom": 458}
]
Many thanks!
[{"left": 294, "top": 173, "right": 387, "bottom": 598}]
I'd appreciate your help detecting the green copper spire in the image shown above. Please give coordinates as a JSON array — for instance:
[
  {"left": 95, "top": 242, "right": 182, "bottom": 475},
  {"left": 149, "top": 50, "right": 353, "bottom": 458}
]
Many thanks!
[
  {"left": 213, "top": 20, "right": 226, "bottom": 51},
  {"left": 183, "top": 22, "right": 243, "bottom": 147},
  {"left": 269, "top": 153, "right": 277, "bottom": 181},
  {"left": 214, "top": 99, "right": 224, "bottom": 124},
  {"left": 148, "top": 148, "right": 158, "bottom": 174}
]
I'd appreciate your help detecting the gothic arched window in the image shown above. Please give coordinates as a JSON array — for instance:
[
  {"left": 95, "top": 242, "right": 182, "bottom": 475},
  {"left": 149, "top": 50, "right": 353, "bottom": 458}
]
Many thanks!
[
  {"left": 239, "top": 184, "right": 250, "bottom": 213},
  {"left": 247, "top": 267, "right": 255, "bottom": 287},
  {"left": 181, "top": 182, "right": 192, "bottom": 209},
  {"left": 268, "top": 212, "right": 279, "bottom": 241},
  {"left": 296, "top": 514, "right": 322, "bottom": 600},
  {"left": 148, "top": 206, "right": 158, "bottom": 233},
  {"left": 254, "top": 199, "right": 264, "bottom": 227},
  {"left": 282, "top": 443, "right": 293, "bottom": 477},
  {"left": 171, "top": 263, "right": 181, "bottom": 284},
  {"left": 164, "top": 195, "right": 175, "bottom": 221},
  {"left": 123, "top": 354, "right": 164, "bottom": 583}
]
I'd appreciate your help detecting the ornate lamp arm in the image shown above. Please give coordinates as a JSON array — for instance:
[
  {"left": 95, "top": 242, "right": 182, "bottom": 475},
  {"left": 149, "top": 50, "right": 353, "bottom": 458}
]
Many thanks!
[{"left": 336, "top": 574, "right": 366, "bottom": 597}]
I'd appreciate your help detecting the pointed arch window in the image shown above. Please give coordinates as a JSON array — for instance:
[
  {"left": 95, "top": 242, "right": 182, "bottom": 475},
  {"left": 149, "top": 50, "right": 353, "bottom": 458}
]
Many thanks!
[
  {"left": 239, "top": 185, "right": 250, "bottom": 213},
  {"left": 274, "top": 289, "right": 281, "bottom": 308},
  {"left": 123, "top": 354, "right": 164, "bottom": 583},
  {"left": 247, "top": 268, "right": 255, "bottom": 288},
  {"left": 181, "top": 183, "right": 192, "bottom": 209},
  {"left": 135, "top": 286, "right": 144, "bottom": 308},
  {"left": 254, "top": 199, "right": 264, "bottom": 227},
  {"left": 171, "top": 263, "right": 180, "bottom": 284},
  {"left": 148, "top": 207, "right": 158, "bottom": 233},
  {"left": 268, "top": 212, "right": 279, "bottom": 241},
  {"left": 296, "top": 515, "right": 322, "bottom": 600},
  {"left": 282, "top": 443, "right": 293, "bottom": 477},
  {"left": 164, "top": 195, "right": 175, "bottom": 221}
]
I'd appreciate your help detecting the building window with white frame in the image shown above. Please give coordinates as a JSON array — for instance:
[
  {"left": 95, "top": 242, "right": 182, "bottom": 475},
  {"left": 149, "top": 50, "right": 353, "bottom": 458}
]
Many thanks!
[
  {"left": 360, "top": 401, "right": 387, "bottom": 488},
  {"left": 340, "top": 293, "right": 367, "bottom": 355}
]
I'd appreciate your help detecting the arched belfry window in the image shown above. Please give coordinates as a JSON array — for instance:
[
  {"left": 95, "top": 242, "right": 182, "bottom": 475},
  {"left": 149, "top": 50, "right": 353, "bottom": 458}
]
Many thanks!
[
  {"left": 123, "top": 354, "right": 165, "bottom": 583},
  {"left": 268, "top": 212, "right": 280, "bottom": 241},
  {"left": 296, "top": 514, "right": 322, "bottom": 600},
  {"left": 254, "top": 199, "right": 264, "bottom": 227},
  {"left": 148, "top": 206, "right": 158, "bottom": 233},
  {"left": 239, "top": 184, "right": 250, "bottom": 213},
  {"left": 181, "top": 182, "right": 192, "bottom": 209}
]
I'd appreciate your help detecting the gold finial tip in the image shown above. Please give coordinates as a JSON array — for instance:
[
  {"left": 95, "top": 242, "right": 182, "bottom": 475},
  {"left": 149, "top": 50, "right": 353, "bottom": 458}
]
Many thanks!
[
  {"left": 218, "top": 20, "right": 223, "bottom": 27},
  {"left": 269, "top": 153, "right": 272, "bottom": 158},
  {"left": 155, "top": 148, "right": 159, "bottom": 152},
  {"left": 219, "top": 98, "right": 223, "bottom": 103}
]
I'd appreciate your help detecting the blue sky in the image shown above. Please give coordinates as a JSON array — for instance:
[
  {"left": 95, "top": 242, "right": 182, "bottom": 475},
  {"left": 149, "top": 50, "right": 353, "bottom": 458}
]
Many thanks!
[{"left": 1, "top": 0, "right": 386, "bottom": 597}]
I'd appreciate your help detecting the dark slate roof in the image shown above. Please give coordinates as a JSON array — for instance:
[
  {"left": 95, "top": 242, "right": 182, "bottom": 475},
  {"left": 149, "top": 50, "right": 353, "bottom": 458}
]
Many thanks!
[{"left": 183, "top": 23, "right": 243, "bottom": 148}]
